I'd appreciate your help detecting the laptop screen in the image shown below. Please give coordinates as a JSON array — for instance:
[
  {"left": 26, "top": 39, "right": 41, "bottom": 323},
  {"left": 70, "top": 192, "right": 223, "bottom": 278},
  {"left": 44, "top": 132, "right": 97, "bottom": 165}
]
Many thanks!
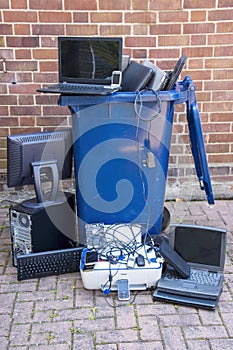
[
  {"left": 58, "top": 37, "right": 122, "bottom": 85},
  {"left": 169, "top": 224, "right": 226, "bottom": 272}
]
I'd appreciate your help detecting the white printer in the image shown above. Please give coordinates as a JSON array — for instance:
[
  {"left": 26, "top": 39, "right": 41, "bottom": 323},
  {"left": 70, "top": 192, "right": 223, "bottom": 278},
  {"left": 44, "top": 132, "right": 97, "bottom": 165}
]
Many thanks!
[{"left": 80, "top": 244, "right": 163, "bottom": 292}]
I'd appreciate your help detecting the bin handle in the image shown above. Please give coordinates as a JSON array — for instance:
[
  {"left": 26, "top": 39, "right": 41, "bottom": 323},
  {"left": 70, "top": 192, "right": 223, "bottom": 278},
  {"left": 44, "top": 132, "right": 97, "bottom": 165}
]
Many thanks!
[{"left": 185, "top": 82, "right": 214, "bottom": 205}]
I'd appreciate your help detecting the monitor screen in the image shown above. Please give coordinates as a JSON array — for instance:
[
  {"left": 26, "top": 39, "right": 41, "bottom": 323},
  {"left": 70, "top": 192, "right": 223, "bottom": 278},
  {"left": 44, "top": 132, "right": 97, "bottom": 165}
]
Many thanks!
[
  {"left": 7, "top": 129, "right": 73, "bottom": 206},
  {"left": 169, "top": 224, "right": 226, "bottom": 271},
  {"left": 58, "top": 37, "right": 122, "bottom": 84}
]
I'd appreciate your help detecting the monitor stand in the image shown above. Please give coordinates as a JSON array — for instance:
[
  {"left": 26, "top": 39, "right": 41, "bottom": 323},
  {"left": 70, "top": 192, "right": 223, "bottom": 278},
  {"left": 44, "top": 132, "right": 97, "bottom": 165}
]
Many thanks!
[{"left": 22, "top": 160, "right": 63, "bottom": 209}]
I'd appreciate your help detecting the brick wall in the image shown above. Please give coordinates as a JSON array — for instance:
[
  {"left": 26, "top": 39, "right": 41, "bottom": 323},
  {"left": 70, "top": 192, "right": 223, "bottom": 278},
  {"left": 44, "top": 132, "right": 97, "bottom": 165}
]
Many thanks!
[{"left": 0, "top": 0, "right": 233, "bottom": 198}]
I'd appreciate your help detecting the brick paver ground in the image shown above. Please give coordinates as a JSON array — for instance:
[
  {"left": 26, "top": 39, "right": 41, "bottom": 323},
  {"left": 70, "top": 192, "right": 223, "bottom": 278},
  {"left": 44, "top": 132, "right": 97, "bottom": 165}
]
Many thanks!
[{"left": 0, "top": 199, "right": 233, "bottom": 349}]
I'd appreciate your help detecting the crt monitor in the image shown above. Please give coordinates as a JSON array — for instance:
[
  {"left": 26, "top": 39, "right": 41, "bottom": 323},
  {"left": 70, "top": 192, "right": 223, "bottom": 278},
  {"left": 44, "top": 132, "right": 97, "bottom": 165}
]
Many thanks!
[{"left": 7, "top": 129, "right": 73, "bottom": 208}]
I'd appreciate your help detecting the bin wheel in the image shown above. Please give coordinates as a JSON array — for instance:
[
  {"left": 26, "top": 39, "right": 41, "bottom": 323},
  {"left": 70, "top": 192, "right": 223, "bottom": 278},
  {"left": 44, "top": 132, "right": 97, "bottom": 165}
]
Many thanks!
[{"left": 161, "top": 206, "right": 170, "bottom": 231}]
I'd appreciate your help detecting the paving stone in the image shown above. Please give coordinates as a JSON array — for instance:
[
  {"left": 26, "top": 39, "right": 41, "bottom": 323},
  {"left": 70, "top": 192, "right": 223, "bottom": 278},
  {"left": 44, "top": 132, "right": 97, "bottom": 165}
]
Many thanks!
[{"left": 1, "top": 199, "right": 233, "bottom": 349}]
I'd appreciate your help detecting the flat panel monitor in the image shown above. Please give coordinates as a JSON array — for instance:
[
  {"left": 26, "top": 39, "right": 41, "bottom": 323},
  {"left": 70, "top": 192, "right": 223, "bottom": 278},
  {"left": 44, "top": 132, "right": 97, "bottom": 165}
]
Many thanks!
[{"left": 7, "top": 129, "right": 73, "bottom": 208}]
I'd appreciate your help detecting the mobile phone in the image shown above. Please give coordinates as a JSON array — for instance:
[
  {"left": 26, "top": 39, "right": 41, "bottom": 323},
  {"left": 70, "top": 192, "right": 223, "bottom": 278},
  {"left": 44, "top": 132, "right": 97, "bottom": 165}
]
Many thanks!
[
  {"left": 111, "top": 71, "right": 122, "bottom": 88},
  {"left": 117, "top": 279, "right": 130, "bottom": 301}
]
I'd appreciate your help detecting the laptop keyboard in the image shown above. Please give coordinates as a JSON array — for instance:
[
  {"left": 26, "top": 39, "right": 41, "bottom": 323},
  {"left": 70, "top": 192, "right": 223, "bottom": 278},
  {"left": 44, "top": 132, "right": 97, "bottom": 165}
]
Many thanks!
[
  {"left": 56, "top": 83, "right": 104, "bottom": 90},
  {"left": 164, "top": 268, "right": 221, "bottom": 287},
  {"left": 17, "top": 247, "right": 83, "bottom": 281},
  {"left": 190, "top": 269, "right": 220, "bottom": 287}
]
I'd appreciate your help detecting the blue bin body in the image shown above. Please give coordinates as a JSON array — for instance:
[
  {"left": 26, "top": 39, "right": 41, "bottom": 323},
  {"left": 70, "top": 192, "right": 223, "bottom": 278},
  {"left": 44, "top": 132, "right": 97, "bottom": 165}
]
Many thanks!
[{"left": 59, "top": 91, "right": 181, "bottom": 244}]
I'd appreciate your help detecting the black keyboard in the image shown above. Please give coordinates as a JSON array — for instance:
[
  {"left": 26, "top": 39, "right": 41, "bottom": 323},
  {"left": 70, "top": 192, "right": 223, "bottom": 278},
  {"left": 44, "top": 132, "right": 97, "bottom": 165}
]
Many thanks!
[
  {"left": 37, "top": 83, "right": 117, "bottom": 95},
  {"left": 17, "top": 247, "right": 83, "bottom": 281}
]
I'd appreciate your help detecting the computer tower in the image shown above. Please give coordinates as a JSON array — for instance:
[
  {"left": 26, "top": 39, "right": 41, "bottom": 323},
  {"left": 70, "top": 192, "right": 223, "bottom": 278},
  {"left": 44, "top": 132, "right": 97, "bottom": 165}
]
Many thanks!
[{"left": 9, "top": 192, "right": 77, "bottom": 266}]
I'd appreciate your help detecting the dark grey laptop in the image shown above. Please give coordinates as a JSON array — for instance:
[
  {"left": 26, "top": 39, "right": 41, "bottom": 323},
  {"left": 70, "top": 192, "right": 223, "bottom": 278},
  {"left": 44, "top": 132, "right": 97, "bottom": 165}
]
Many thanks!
[
  {"left": 153, "top": 289, "right": 217, "bottom": 310},
  {"left": 155, "top": 224, "right": 227, "bottom": 300},
  {"left": 37, "top": 37, "right": 122, "bottom": 95}
]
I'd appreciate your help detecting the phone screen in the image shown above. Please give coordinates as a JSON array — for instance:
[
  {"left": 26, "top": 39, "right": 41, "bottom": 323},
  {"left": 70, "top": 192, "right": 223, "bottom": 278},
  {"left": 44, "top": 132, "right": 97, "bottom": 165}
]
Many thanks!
[{"left": 117, "top": 279, "right": 130, "bottom": 301}]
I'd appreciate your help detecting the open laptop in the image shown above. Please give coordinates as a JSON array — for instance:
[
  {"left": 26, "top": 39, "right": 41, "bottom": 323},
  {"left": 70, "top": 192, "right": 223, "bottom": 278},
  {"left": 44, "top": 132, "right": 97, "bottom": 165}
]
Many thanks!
[
  {"left": 37, "top": 37, "right": 122, "bottom": 95},
  {"left": 154, "top": 224, "right": 226, "bottom": 306}
]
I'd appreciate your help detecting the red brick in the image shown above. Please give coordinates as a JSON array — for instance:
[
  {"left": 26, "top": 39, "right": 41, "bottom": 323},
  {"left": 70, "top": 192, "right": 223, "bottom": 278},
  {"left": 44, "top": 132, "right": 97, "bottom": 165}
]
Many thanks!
[
  {"left": 191, "top": 35, "right": 206, "bottom": 46},
  {"left": 188, "top": 58, "right": 204, "bottom": 69},
  {"left": 0, "top": 48, "right": 14, "bottom": 59},
  {"left": 150, "top": 0, "right": 182, "bottom": 10},
  {"left": 6, "top": 60, "right": 37, "bottom": 72},
  {"left": 125, "top": 12, "right": 157, "bottom": 23},
  {"left": 205, "top": 58, "right": 233, "bottom": 69},
  {"left": 65, "top": 0, "right": 97, "bottom": 10},
  {"left": 194, "top": 90, "right": 211, "bottom": 102},
  {"left": 34, "top": 72, "right": 58, "bottom": 83},
  {"left": 0, "top": 117, "right": 18, "bottom": 126},
  {"left": 210, "top": 113, "right": 232, "bottom": 123},
  {"left": 100, "top": 25, "right": 131, "bottom": 36},
  {"left": 17, "top": 73, "right": 33, "bottom": 83},
  {"left": 218, "top": 0, "right": 233, "bottom": 7},
  {"left": 3, "top": 10, "right": 37, "bottom": 22},
  {"left": 73, "top": 12, "right": 89, "bottom": 23},
  {"left": 37, "top": 116, "right": 68, "bottom": 127},
  {"left": 158, "top": 35, "right": 189, "bottom": 47},
  {"left": 10, "top": 106, "right": 41, "bottom": 116},
  {"left": 125, "top": 36, "right": 156, "bottom": 47},
  {"left": 215, "top": 46, "right": 233, "bottom": 57},
  {"left": 133, "top": 25, "right": 148, "bottom": 35},
  {"left": 149, "top": 48, "right": 180, "bottom": 60},
  {"left": 208, "top": 34, "right": 233, "bottom": 45},
  {"left": 91, "top": 12, "right": 122, "bottom": 23},
  {"left": 35, "top": 94, "right": 59, "bottom": 106},
  {"left": 7, "top": 36, "right": 39, "bottom": 47},
  {"left": 19, "top": 116, "right": 36, "bottom": 127},
  {"left": 29, "top": 0, "right": 62, "bottom": 10},
  {"left": 40, "top": 37, "right": 58, "bottom": 48},
  {"left": 32, "top": 24, "right": 64, "bottom": 36},
  {"left": 208, "top": 9, "right": 233, "bottom": 21},
  {"left": 132, "top": 49, "right": 147, "bottom": 59},
  {"left": 150, "top": 24, "right": 181, "bottom": 35},
  {"left": 213, "top": 91, "right": 233, "bottom": 101},
  {"left": 202, "top": 122, "right": 230, "bottom": 133},
  {"left": 11, "top": 0, "right": 27, "bottom": 9},
  {"left": 39, "top": 61, "right": 58, "bottom": 72},
  {"left": 9, "top": 127, "right": 41, "bottom": 135},
  {"left": 184, "top": 0, "right": 216, "bottom": 8},
  {"left": 33, "top": 48, "right": 57, "bottom": 60},
  {"left": 133, "top": 0, "right": 149, "bottom": 10},
  {"left": 8, "top": 83, "right": 38, "bottom": 95},
  {"left": 15, "top": 49, "right": 32, "bottom": 60},
  {"left": 0, "top": 107, "right": 9, "bottom": 116},
  {"left": 206, "top": 144, "right": 230, "bottom": 154},
  {"left": 0, "top": 0, "right": 9, "bottom": 9},
  {"left": 159, "top": 11, "right": 189, "bottom": 23},
  {"left": 66, "top": 25, "right": 98, "bottom": 36},
  {"left": 39, "top": 11, "right": 71, "bottom": 23},
  {"left": 18, "top": 95, "right": 34, "bottom": 105},
  {"left": 0, "top": 84, "right": 7, "bottom": 94},
  {"left": 99, "top": 0, "right": 131, "bottom": 10},
  {"left": 213, "top": 69, "right": 233, "bottom": 80},
  {"left": 203, "top": 101, "right": 233, "bottom": 113},
  {"left": 191, "top": 10, "right": 207, "bottom": 22},
  {"left": 14, "top": 24, "right": 30, "bottom": 35},
  {"left": 42, "top": 106, "right": 68, "bottom": 116},
  {"left": 209, "top": 154, "right": 233, "bottom": 163},
  {"left": 184, "top": 23, "right": 215, "bottom": 34},
  {"left": 0, "top": 24, "right": 13, "bottom": 35},
  {"left": 217, "top": 22, "right": 233, "bottom": 33},
  {"left": 0, "top": 95, "right": 17, "bottom": 105},
  {"left": 0, "top": 128, "right": 9, "bottom": 136},
  {"left": 183, "top": 46, "right": 213, "bottom": 58}
]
